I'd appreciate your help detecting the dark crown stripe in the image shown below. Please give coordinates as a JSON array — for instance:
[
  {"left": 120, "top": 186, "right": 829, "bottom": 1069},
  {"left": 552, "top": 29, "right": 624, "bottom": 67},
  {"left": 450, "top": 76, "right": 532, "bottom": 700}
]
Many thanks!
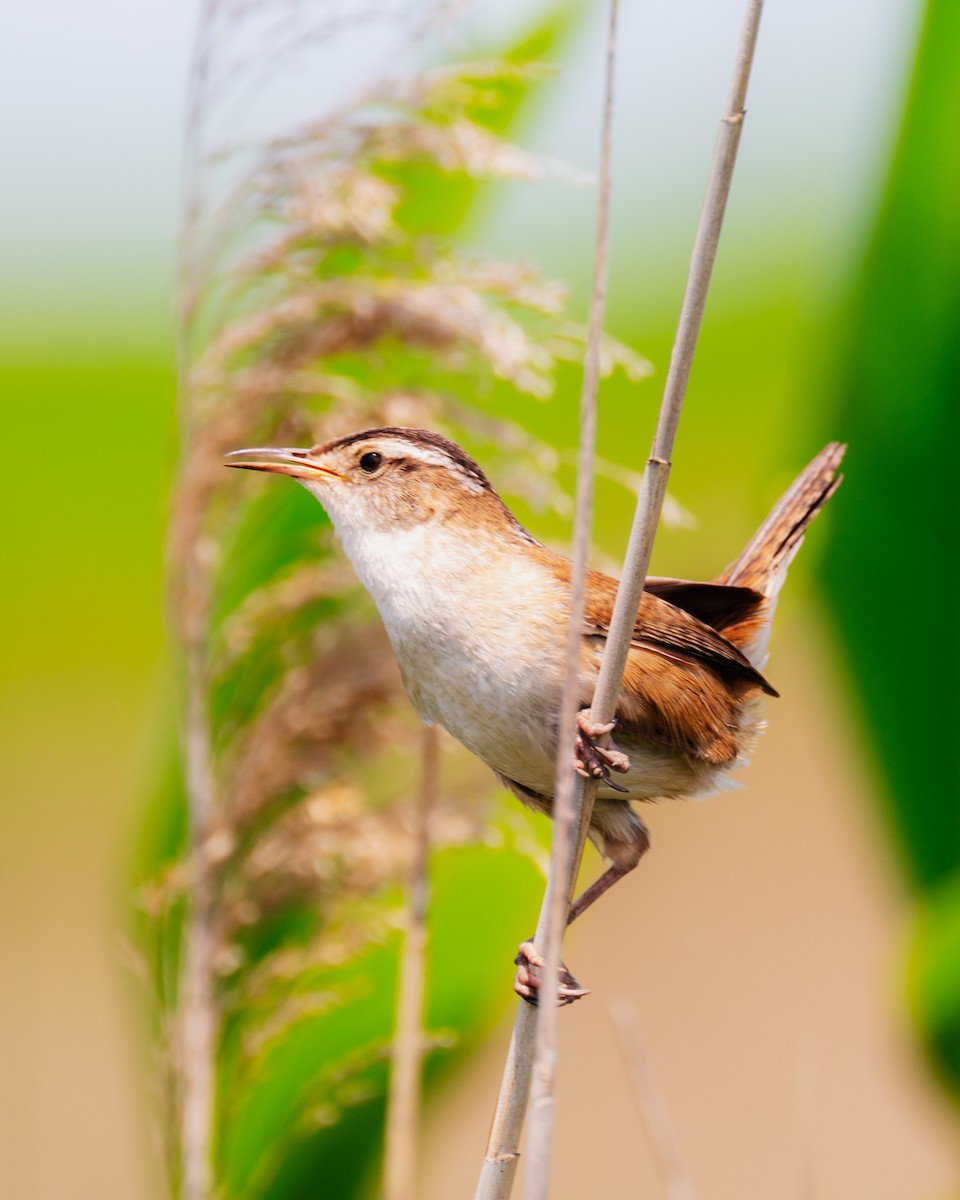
[{"left": 315, "top": 427, "right": 493, "bottom": 492}]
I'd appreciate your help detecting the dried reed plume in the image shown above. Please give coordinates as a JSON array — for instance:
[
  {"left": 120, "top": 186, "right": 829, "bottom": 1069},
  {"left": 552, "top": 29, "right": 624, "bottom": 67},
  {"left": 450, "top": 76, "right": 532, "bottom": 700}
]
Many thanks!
[{"left": 137, "top": 27, "right": 650, "bottom": 1200}]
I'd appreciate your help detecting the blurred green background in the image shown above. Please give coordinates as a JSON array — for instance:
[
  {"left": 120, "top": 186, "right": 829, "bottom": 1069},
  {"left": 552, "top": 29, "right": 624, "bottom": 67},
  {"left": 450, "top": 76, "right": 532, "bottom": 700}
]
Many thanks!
[{"left": 3, "top": 0, "right": 959, "bottom": 1196}]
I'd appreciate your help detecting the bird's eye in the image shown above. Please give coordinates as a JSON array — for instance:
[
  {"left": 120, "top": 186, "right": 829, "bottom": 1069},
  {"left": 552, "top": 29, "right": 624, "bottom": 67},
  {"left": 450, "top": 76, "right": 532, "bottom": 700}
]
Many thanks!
[{"left": 359, "top": 451, "right": 383, "bottom": 474}]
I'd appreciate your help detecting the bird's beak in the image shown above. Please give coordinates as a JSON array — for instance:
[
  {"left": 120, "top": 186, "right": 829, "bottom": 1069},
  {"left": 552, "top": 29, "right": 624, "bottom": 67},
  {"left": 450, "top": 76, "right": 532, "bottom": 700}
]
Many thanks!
[{"left": 224, "top": 447, "right": 343, "bottom": 481}]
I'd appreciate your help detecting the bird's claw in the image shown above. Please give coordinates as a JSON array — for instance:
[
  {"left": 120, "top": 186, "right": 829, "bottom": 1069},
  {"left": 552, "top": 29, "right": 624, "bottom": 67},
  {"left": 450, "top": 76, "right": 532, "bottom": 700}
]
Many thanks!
[
  {"left": 514, "top": 939, "right": 590, "bottom": 1007},
  {"left": 574, "top": 713, "right": 631, "bottom": 791}
]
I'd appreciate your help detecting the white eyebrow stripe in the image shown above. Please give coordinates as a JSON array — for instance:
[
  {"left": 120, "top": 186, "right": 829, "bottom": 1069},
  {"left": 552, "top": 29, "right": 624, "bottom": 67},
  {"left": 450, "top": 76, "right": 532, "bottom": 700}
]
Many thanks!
[{"left": 391, "top": 443, "right": 487, "bottom": 493}]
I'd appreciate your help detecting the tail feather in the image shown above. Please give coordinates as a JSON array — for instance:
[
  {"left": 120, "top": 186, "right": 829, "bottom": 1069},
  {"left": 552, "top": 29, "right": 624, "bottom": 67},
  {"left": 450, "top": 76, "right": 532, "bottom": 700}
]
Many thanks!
[
  {"left": 716, "top": 442, "right": 845, "bottom": 669},
  {"left": 720, "top": 442, "right": 846, "bottom": 597}
]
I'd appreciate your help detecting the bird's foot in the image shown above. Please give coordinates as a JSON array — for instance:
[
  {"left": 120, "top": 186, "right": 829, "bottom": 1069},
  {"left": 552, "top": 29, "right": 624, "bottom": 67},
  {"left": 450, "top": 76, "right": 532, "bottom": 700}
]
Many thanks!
[
  {"left": 514, "top": 939, "right": 590, "bottom": 1007},
  {"left": 574, "top": 713, "right": 631, "bottom": 791}
]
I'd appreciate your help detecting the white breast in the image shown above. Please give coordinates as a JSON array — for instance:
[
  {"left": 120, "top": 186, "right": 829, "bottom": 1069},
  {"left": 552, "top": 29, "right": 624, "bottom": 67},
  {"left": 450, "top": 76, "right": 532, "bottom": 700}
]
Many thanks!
[{"left": 331, "top": 518, "right": 566, "bottom": 791}]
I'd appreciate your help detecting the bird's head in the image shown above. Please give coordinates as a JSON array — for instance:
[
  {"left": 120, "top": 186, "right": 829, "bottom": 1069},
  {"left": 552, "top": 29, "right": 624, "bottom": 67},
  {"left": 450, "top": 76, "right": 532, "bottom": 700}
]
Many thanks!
[{"left": 225, "top": 426, "right": 528, "bottom": 544}]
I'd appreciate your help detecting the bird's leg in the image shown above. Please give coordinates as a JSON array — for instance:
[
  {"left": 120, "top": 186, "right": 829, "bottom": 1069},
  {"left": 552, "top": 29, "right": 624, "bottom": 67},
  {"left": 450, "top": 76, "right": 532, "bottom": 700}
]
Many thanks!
[
  {"left": 513, "top": 823, "right": 649, "bottom": 1007},
  {"left": 568, "top": 819, "right": 649, "bottom": 925},
  {"left": 566, "top": 863, "right": 632, "bottom": 924},
  {"left": 574, "top": 711, "right": 631, "bottom": 791}
]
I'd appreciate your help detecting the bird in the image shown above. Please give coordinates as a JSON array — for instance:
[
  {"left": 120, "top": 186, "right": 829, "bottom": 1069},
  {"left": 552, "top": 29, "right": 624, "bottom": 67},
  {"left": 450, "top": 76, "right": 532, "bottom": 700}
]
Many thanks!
[{"left": 226, "top": 428, "right": 845, "bottom": 1004}]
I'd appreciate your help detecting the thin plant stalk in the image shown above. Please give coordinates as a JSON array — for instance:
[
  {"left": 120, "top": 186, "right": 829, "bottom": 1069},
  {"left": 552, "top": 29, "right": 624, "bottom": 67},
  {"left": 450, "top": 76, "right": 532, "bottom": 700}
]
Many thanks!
[
  {"left": 524, "top": 1, "right": 620, "bottom": 1195},
  {"left": 589, "top": 0, "right": 765, "bottom": 725},
  {"left": 475, "top": 2, "right": 765, "bottom": 1196},
  {"left": 176, "top": 12, "right": 224, "bottom": 1183},
  {"left": 610, "top": 1000, "right": 697, "bottom": 1200},
  {"left": 384, "top": 724, "right": 439, "bottom": 1200},
  {"left": 178, "top": 873, "right": 217, "bottom": 1200},
  {"left": 178, "top": 673, "right": 220, "bottom": 1200}
]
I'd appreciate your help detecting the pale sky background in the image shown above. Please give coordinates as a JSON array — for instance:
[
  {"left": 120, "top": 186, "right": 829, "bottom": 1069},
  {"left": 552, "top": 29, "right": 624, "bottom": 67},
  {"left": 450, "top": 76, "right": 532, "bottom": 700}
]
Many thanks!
[{"left": 1, "top": 0, "right": 920, "bottom": 345}]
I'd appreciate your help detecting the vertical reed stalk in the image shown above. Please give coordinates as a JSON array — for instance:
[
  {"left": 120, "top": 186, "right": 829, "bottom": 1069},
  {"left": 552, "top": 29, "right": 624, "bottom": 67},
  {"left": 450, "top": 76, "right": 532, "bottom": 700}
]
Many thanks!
[
  {"left": 384, "top": 724, "right": 439, "bottom": 1200},
  {"left": 475, "top": 2, "right": 766, "bottom": 1195},
  {"left": 610, "top": 1000, "right": 697, "bottom": 1200},
  {"left": 176, "top": 12, "right": 223, "bottom": 1181},
  {"left": 178, "top": 671, "right": 219, "bottom": 1200},
  {"left": 524, "top": 2, "right": 620, "bottom": 1195}
]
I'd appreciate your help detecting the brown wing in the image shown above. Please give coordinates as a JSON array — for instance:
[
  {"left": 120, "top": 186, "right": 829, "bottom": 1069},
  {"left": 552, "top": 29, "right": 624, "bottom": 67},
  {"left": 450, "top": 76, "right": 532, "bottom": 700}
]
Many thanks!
[
  {"left": 583, "top": 569, "right": 776, "bottom": 765},
  {"left": 643, "top": 577, "right": 765, "bottom": 633}
]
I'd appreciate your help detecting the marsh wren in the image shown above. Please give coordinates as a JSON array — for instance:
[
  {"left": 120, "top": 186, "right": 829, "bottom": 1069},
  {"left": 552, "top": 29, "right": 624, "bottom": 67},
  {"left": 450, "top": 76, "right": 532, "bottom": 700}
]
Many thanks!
[{"left": 226, "top": 429, "right": 844, "bottom": 1004}]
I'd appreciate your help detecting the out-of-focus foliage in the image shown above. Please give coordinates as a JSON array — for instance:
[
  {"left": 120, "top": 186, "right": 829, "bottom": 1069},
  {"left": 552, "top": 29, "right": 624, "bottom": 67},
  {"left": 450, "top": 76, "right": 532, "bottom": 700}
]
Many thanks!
[
  {"left": 139, "top": 12, "right": 647, "bottom": 1198},
  {"left": 820, "top": 0, "right": 960, "bottom": 1095}
]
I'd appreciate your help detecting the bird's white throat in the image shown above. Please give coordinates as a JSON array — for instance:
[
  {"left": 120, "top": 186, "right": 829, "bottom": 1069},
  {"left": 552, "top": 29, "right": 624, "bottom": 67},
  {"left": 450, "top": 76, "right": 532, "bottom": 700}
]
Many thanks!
[{"left": 317, "top": 495, "right": 567, "bottom": 786}]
